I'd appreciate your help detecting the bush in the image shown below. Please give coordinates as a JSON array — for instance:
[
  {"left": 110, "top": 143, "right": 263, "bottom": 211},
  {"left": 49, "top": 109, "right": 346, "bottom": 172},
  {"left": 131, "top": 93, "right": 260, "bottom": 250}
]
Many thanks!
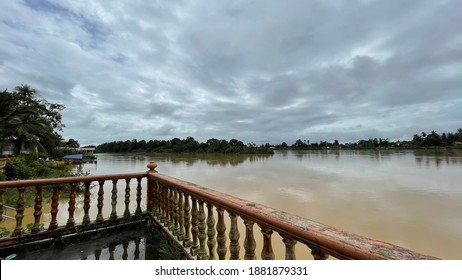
[
  {"left": 1, "top": 157, "right": 76, "bottom": 207},
  {"left": 3, "top": 157, "right": 71, "bottom": 180},
  {"left": 4, "top": 158, "right": 34, "bottom": 180}
]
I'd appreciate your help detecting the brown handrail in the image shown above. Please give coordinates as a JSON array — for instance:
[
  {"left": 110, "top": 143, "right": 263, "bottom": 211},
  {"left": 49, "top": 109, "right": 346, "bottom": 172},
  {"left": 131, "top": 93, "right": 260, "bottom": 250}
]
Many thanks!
[
  {"left": 0, "top": 172, "right": 147, "bottom": 189},
  {"left": 148, "top": 171, "right": 438, "bottom": 260}
]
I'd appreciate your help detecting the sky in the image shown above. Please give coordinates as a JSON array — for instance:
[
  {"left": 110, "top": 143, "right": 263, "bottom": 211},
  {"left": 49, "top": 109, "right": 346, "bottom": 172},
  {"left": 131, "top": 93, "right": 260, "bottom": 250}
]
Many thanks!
[{"left": 1, "top": 0, "right": 461, "bottom": 146}]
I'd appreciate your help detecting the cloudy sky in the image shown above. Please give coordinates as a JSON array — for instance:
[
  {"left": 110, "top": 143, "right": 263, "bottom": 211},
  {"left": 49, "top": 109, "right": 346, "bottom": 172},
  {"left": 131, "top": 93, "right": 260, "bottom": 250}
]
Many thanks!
[{"left": 1, "top": 0, "right": 461, "bottom": 145}]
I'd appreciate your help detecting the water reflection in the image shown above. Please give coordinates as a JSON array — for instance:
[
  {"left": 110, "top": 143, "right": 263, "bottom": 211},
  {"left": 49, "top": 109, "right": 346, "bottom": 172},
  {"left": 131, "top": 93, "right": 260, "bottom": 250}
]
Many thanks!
[
  {"left": 414, "top": 149, "right": 462, "bottom": 168},
  {"left": 288, "top": 149, "right": 462, "bottom": 168},
  {"left": 14, "top": 228, "right": 163, "bottom": 260},
  {"left": 155, "top": 153, "right": 273, "bottom": 167}
]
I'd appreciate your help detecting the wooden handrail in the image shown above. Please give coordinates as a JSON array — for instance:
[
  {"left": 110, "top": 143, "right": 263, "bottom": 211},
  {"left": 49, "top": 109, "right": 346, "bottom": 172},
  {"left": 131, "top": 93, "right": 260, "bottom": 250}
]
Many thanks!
[{"left": 0, "top": 173, "right": 147, "bottom": 189}]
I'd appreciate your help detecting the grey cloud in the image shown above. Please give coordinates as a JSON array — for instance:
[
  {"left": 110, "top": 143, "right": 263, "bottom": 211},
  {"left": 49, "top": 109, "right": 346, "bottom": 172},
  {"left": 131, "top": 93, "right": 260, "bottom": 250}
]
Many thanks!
[{"left": 1, "top": 0, "right": 461, "bottom": 145}]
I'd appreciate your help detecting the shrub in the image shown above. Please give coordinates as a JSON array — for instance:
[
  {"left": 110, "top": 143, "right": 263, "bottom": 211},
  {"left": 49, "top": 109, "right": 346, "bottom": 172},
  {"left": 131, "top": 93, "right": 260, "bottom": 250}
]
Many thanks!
[{"left": 3, "top": 157, "right": 71, "bottom": 180}]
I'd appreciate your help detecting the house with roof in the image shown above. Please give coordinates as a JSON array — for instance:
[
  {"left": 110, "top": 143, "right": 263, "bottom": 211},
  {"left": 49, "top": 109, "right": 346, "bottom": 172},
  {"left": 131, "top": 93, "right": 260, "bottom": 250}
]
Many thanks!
[{"left": 0, "top": 140, "right": 37, "bottom": 156}]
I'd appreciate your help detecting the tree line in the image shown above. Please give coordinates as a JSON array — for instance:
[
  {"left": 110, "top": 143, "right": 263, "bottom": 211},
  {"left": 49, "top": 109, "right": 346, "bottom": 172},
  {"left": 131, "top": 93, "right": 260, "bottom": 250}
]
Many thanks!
[
  {"left": 276, "top": 128, "right": 462, "bottom": 150},
  {"left": 96, "top": 137, "right": 274, "bottom": 154},
  {"left": 96, "top": 128, "right": 462, "bottom": 155}
]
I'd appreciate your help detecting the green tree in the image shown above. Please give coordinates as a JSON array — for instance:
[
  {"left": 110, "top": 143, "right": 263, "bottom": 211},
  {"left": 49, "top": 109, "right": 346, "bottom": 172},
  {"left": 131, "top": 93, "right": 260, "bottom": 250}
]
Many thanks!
[
  {"left": 66, "top": 138, "right": 80, "bottom": 148},
  {"left": 0, "top": 85, "right": 65, "bottom": 156}
]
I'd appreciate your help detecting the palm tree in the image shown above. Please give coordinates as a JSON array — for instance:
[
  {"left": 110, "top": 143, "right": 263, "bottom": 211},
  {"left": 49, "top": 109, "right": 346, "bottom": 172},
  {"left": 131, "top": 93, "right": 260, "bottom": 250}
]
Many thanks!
[{"left": 1, "top": 91, "right": 51, "bottom": 156}]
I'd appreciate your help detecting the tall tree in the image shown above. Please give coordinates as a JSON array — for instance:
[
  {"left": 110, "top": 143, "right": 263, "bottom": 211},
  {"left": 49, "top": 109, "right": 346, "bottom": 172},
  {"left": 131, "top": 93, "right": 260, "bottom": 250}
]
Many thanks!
[{"left": 0, "top": 85, "right": 65, "bottom": 156}]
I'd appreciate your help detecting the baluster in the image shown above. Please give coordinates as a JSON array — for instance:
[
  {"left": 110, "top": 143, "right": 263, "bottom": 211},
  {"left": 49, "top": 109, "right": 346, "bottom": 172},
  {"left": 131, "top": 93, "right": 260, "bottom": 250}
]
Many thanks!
[
  {"left": 169, "top": 187, "right": 175, "bottom": 232},
  {"left": 243, "top": 220, "right": 256, "bottom": 260},
  {"left": 183, "top": 193, "right": 192, "bottom": 248},
  {"left": 156, "top": 182, "right": 162, "bottom": 220},
  {"left": 163, "top": 185, "right": 170, "bottom": 228},
  {"left": 190, "top": 197, "right": 199, "bottom": 256},
  {"left": 157, "top": 182, "right": 165, "bottom": 223},
  {"left": 260, "top": 227, "right": 275, "bottom": 260},
  {"left": 216, "top": 208, "right": 227, "bottom": 260},
  {"left": 172, "top": 189, "right": 179, "bottom": 235},
  {"left": 197, "top": 201, "right": 208, "bottom": 260},
  {"left": 160, "top": 184, "right": 166, "bottom": 224},
  {"left": 66, "top": 183, "right": 77, "bottom": 227},
  {"left": 96, "top": 180, "right": 105, "bottom": 222},
  {"left": 282, "top": 236, "right": 297, "bottom": 260},
  {"left": 229, "top": 213, "right": 240, "bottom": 260},
  {"left": 177, "top": 191, "right": 184, "bottom": 241},
  {"left": 95, "top": 249, "right": 102, "bottom": 260},
  {"left": 122, "top": 240, "right": 129, "bottom": 260},
  {"left": 135, "top": 177, "right": 142, "bottom": 216},
  {"left": 110, "top": 179, "right": 118, "bottom": 219},
  {"left": 124, "top": 178, "right": 131, "bottom": 219},
  {"left": 206, "top": 203, "right": 216, "bottom": 260},
  {"left": 48, "top": 186, "right": 60, "bottom": 230},
  {"left": 0, "top": 189, "right": 4, "bottom": 223},
  {"left": 134, "top": 238, "right": 141, "bottom": 260},
  {"left": 154, "top": 180, "right": 161, "bottom": 218},
  {"left": 12, "top": 187, "right": 26, "bottom": 236},
  {"left": 82, "top": 181, "right": 91, "bottom": 225},
  {"left": 109, "top": 243, "right": 115, "bottom": 260},
  {"left": 310, "top": 247, "right": 329, "bottom": 260},
  {"left": 32, "top": 186, "right": 43, "bottom": 233}
]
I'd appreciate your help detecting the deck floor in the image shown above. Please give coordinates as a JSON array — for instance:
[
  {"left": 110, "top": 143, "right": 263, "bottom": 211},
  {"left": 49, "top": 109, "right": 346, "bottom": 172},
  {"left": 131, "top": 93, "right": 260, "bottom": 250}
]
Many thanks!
[{"left": 9, "top": 227, "right": 178, "bottom": 260}]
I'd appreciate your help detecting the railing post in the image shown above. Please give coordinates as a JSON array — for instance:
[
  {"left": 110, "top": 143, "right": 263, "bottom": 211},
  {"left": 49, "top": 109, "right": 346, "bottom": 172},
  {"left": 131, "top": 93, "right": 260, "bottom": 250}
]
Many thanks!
[
  {"left": 110, "top": 179, "right": 118, "bottom": 219},
  {"left": 172, "top": 189, "right": 179, "bottom": 235},
  {"left": 82, "top": 182, "right": 91, "bottom": 225},
  {"left": 135, "top": 177, "right": 143, "bottom": 216},
  {"left": 159, "top": 182, "right": 166, "bottom": 223},
  {"left": 96, "top": 180, "right": 105, "bottom": 222},
  {"left": 153, "top": 181, "right": 160, "bottom": 218},
  {"left": 168, "top": 186, "right": 175, "bottom": 232},
  {"left": 146, "top": 162, "right": 158, "bottom": 214},
  {"left": 177, "top": 191, "right": 185, "bottom": 241},
  {"left": 282, "top": 236, "right": 297, "bottom": 260},
  {"left": 123, "top": 178, "right": 131, "bottom": 219},
  {"left": 32, "top": 186, "right": 43, "bottom": 233},
  {"left": 190, "top": 197, "right": 199, "bottom": 256},
  {"left": 229, "top": 213, "right": 241, "bottom": 260},
  {"left": 216, "top": 208, "right": 227, "bottom": 260},
  {"left": 260, "top": 227, "right": 275, "bottom": 260},
  {"left": 163, "top": 184, "right": 170, "bottom": 228},
  {"left": 183, "top": 193, "right": 192, "bottom": 248},
  {"left": 134, "top": 238, "right": 141, "bottom": 260},
  {"left": 12, "top": 186, "right": 25, "bottom": 236},
  {"left": 122, "top": 240, "right": 129, "bottom": 260},
  {"left": 197, "top": 200, "right": 208, "bottom": 260},
  {"left": 206, "top": 203, "right": 216, "bottom": 260},
  {"left": 66, "top": 182, "right": 77, "bottom": 227},
  {"left": 48, "top": 186, "right": 60, "bottom": 230},
  {"left": 244, "top": 220, "right": 256, "bottom": 260}
]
